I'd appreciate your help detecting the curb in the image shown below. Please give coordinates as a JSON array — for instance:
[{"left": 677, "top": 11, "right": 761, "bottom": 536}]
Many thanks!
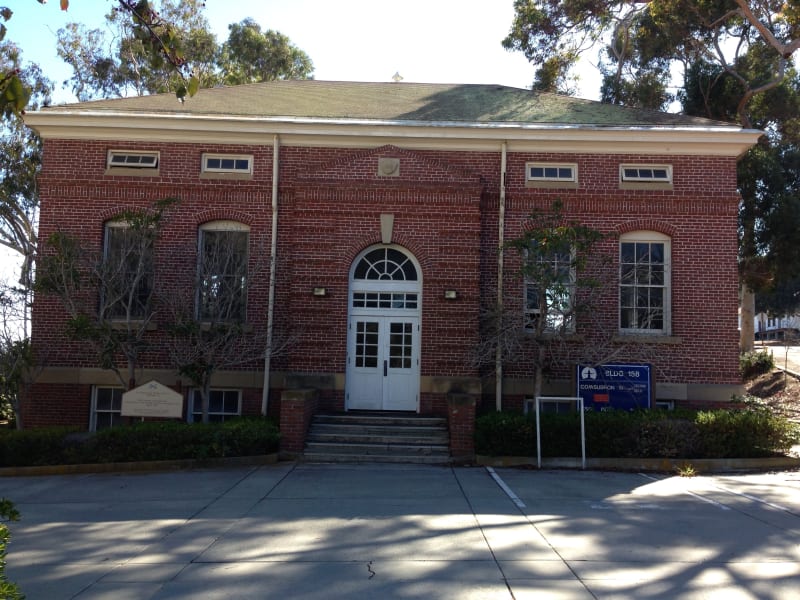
[
  {"left": 476, "top": 454, "right": 800, "bottom": 473},
  {"left": 0, "top": 453, "right": 279, "bottom": 477}
]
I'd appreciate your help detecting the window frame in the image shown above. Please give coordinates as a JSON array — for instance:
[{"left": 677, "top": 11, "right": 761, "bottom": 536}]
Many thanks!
[
  {"left": 197, "top": 221, "right": 250, "bottom": 322},
  {"left": 200, "top": 153, "right": 254, "bottom": 179},
  {"left": 188, "top": 389, "right": 242, "bottom": 423},
  {"left": 618, "top": 231, "right": 671, "bottom": 335},
  {"left": 90, "top": 386, "right": 124, "bottom": 431},
  {"left": 523, "top": 248, "right": 577, "bottom": 334},
  {"left": 105, "top": 150, "right": 160, "bottom": 176},
  {"left": 525, "top": 162, "right": 579, "bottom": 189},
  {"left": 619, "top": 164, "right": 673, "bottom": 190},
  {"left": 102, "top": 220, "right": 155, "bottom": 321}
]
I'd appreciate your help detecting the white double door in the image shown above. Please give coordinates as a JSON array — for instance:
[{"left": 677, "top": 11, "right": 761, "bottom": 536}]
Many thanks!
[{"left": 346, "top": 314, "right": 420, "bottom": 411}]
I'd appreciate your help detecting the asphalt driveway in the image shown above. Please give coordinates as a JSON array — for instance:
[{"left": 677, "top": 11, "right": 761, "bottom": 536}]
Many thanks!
[{"left": 3, "top": 463, "right": 800, "bottom": 599}]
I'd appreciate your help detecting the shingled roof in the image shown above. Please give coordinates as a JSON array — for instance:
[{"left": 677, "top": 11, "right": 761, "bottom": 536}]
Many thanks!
[{"left": 43, "top": 80, "right": 733, "bottom": 128}]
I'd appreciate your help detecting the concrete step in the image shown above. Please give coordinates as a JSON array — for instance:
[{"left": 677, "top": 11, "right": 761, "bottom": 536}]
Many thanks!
[
  {"left": 305, "top": 441, "right": 450, "bottom": 457},
  {"left": 302, "top": 452, "right": 452, "bottom": 465},
  {"left": 303, "top": 412, "right": 451, "bottom": 464},
  {"left": 313, "top": 414, "right": 447, "bottom": 428},
  {"left": 307, "top": 432, "right": 449, "bottom": 445}
]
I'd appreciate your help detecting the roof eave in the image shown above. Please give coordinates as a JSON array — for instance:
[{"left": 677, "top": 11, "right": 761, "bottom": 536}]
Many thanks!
[{"left": 24, "top": 110, "right": 763, "bottom": 157}]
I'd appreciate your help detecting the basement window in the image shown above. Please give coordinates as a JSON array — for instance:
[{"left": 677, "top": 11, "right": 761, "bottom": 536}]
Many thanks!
[
  {"left": 105, "top": 150, "right": 160, "bottom": 176},
  {"left": 620, "top": 164, "right": 672, "bottom": 189},
  {"left": 526, "top": 162, "right": 578, "bottom": 188},
  {"left": 188, "top": 389, "right": 241, "bottom": 423},
  {"left": 201, "top": 153, "right": 253, "bottom": 179}
]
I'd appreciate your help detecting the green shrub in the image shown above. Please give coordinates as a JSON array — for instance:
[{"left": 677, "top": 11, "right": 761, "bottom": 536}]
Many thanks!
[
  {"left": 475, "top": 407, "right": 799, "bottom": 459},
  {"left": 0, "top": 427, "right": 81, "bottom": 467},
  {"left": 0, "top": 498, "right": 22, "bottom": 600},
  {"left": 0, "top": 418, "right": 280, "bottom": 467},
  {"left": 740, "top": 350, "right": 775, "bottom": 379},
  {"left": 695, "top": 409, "right": 799, "bottom": 458}
]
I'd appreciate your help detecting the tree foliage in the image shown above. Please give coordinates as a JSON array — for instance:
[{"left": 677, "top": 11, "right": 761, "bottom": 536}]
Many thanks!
[
  {"left": 0, "top": 41, "right": 51, "bottom": 290},
  {"left": 504, "top": 0, "right": 800, "bottom": 120},
  {"left": 220, "top": 18, "right": 314, "bottom": 85},
  {"left": 57, "top": 3, "right": 313, "bottom": 102},
  {"left": 504, "top": 1, "right": 800, "bottom": 351}
]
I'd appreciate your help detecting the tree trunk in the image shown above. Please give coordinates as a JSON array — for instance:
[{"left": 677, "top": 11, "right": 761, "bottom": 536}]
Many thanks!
[{"left": 740, "top": 284, "right": 755, "bottom": 353}]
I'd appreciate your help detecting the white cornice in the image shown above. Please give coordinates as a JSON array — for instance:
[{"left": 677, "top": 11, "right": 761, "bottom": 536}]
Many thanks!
[{"left": 24, "top": 110, "right": 763, "bottom": 157}]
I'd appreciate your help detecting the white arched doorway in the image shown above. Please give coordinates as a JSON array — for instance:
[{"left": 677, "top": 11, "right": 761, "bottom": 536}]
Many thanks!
[{"left": 345, "top": 245, "right": 421, "bottom": 411}]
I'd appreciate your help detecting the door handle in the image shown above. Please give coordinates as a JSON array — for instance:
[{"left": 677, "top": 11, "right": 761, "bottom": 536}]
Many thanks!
[{"left": 384, "top": 360, "right": 387, "bottom": 377}]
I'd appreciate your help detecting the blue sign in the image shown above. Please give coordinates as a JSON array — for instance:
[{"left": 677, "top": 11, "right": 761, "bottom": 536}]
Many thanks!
[{"left": 576, "top": 363, "right": 652, "bottom": 411}]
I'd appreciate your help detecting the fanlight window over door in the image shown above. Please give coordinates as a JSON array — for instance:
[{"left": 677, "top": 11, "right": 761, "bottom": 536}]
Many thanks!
[{"left": 353, "top": 248, "right": 418, "bottom": 281}]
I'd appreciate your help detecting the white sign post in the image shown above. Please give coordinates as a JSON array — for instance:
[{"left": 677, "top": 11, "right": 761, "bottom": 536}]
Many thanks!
[
  {"left": 121, "top": 380, "right": 183, "bottom": 419},
  {"left": 535, "top": 396, "right": 585, "bottom": 470}
]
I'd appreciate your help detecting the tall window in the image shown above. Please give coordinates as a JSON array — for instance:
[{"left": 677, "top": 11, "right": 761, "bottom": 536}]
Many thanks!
[
  {"left": 524, "top": 250, "right": 575, "bottom": 333},
  {"left": 103, "top": 221, "right": 154, "bottom": 320},
  {"left": 197, "top": 221, "right": 249, "bottom": 321},
  {"left": 619, "top": 231, "right": 671, "bottom": 334}
]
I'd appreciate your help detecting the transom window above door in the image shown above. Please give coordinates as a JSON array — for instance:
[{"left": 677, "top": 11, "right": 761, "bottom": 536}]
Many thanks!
[{"left": 353, "top": 248, "right": 418, "bottom": 281}]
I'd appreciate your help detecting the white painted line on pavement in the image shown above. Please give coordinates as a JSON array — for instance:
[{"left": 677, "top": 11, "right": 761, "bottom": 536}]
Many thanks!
[
  {"left": 639, "top": 472, "right": 731, "bottom": 511},
  {"left": 711, "top": 483, "right": 796, "bottom": 515},
  {"left": 486, "top": 467, "right": 526, "bottom": 508}
]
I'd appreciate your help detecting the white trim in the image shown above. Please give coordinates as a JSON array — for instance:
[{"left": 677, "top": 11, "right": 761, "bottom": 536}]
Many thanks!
[
  {"left": 526, "top": 162, "right": 577, "bottom": 182},
  {"left": 619, "top": 231, "right": 671, "bottom": 336},
  {"left": 201, "top": 153, "right": 253, "bottom": 174},
  {"left": 90, "top": 386, "right": 124, "bottom": 431},
  {"left": 620, "top": 164, "right": 672, "bottom": 183},
  {"left": 25, "top": 111, "right": 762, "bottom": 157},
  {"left": 107, "top": 149, "right": 159, "bottom": 168}
]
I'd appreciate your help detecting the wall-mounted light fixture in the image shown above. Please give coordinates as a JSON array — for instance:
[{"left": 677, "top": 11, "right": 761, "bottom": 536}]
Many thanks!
[
  {"left": 312, "top": 287, "right": 327, "bottom": 297},
  {"left": 443, "top": 289, "right": 458, "bottom": 300}
]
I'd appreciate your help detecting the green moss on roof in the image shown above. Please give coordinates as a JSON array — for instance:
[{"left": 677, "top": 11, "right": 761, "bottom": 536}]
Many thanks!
[{"left": 44, "top": 80, "right": 734, "bottom": 127}]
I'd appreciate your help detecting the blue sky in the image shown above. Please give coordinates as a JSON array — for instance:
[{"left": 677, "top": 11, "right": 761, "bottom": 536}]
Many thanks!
[{"left": 7, "top": 0, "right": 602, "bottom": 104}]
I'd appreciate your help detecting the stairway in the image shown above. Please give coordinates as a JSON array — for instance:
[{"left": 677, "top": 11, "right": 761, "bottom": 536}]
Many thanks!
[{"left": 303, "top": 412, "right": 451, "bottom": 464}]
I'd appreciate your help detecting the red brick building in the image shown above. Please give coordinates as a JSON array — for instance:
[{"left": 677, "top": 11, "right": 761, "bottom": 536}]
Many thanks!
[{"left": 24, "top": 81, "right": 759, "bottom": 450}]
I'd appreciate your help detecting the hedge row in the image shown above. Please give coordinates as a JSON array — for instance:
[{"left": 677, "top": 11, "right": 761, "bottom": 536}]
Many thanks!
[
  {"left": 475, "top": 408, "right": 800, "bottom": 459},
  {"left": 0, "top": 418, "right": 280, "bottom": 468}
]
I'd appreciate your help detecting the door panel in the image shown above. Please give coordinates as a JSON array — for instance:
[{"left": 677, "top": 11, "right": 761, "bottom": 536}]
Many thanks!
[{"left": 347, "top": 317, "right": 418, "bottom": 411}]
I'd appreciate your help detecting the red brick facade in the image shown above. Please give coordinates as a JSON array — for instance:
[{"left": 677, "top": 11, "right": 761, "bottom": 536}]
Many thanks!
[{"left": 27, "top": 135, "right": 744, "bottom": 435}]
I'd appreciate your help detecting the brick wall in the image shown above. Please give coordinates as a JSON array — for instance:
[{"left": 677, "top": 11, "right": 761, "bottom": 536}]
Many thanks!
[{"left": 28, "top": 138, "right": 743, "bottom": 426}]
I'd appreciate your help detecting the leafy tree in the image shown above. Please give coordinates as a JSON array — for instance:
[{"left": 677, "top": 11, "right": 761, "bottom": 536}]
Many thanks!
[
  {"left": 57, "top": 0, "right": 215, "bottom": 101},
  {"left": 37, "top": 200, "right": 176, "bottom": 391},
  {"left": 57, "top": 5, "right": 314, "bottom": 102},
  {"left": 219, "top": 18, "right": 314, "bottom": 85},
  {"left": 504, "top": 0, "right": 800, "bottom": 351},
  {"left": 0, "top": 41, "right": 51, "bottom": 295}
]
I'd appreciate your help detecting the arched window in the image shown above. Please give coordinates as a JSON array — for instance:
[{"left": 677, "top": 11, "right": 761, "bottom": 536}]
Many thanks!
[
  {"left": 353, "top": 248, "right": 418, "bottom": 281},
  {"left": 102, "top": 219, "right": 154, "bottom": 319},
  {"left": 197, "top": 221, "right": 249, "bottom": 321},
  {"left": 619, "top": 231, "right": 671, "bottom": 335}
]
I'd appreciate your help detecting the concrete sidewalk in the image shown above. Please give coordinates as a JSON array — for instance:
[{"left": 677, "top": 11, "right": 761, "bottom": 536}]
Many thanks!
[{"left": 4, "top": 463, "right": 800, "bottom": 599}]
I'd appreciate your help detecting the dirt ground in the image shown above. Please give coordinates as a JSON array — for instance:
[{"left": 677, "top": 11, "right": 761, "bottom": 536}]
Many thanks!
[{"left": 745, "top": 369, "right": 800, "bottom": 422}]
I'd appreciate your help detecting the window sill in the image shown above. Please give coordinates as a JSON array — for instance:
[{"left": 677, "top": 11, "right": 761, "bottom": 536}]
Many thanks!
[
  {"left": 200, "top": 172, "right": 253, "bottom": 181},
  {"left": 619, "top": 182, "right": 673, "bottom": 191},
  {"left": 104, "top": 168, "right": 160, "bottom": 177},
  {"left": 613, "top": 334, "right": 682, "bottom": 345},
  {"left": 525, "top": 330, "right": 582, "bottom": 342},
  {"left": 525, "top": 181, "right": 579, "bottom": 189},
  {"left": 106, "top": 320, "right": 157, "bottom": 331}
]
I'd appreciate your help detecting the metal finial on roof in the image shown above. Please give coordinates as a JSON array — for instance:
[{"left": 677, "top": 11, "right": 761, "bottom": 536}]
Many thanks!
[{"left": 392, "top": 72, "right": 403, "bottom": 82}]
